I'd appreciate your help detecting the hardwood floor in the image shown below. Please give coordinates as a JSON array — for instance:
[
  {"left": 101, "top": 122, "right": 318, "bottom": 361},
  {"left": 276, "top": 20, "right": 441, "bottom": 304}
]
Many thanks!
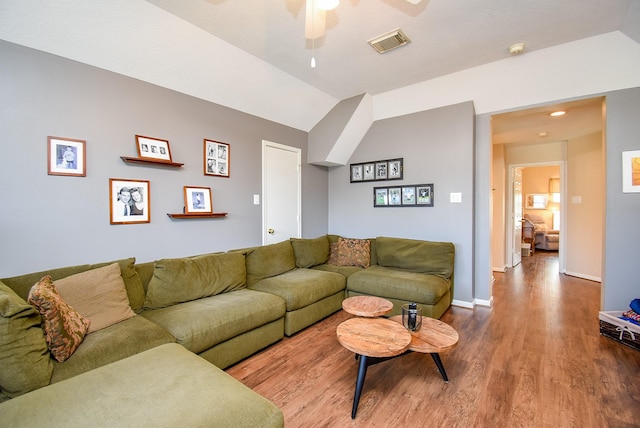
[{"left": 226, "top": 252, "right": 640, "bottom": 427}]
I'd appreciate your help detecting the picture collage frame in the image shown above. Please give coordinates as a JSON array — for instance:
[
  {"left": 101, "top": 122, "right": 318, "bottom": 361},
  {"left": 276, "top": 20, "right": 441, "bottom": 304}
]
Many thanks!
[
  {"left": 374, "top": 183, "right": 434, "bottom": 207},
  {"left": 350, "top": 158, "right": 403, "bottom": 183}
]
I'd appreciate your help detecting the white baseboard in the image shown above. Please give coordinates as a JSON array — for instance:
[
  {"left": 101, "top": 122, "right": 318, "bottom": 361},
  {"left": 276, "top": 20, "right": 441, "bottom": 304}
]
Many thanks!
[
  {"left": 564, "top": 271, "right": 602, "bottom": 283},
  {"left": 474, "top": 296, "right": 494, "bottom": 307},
  {"left": 492, "top": 265, "right": 506, "bottom": 272},
  {"left": 452, "top": 299, "right": 475, "bottom": 309}
]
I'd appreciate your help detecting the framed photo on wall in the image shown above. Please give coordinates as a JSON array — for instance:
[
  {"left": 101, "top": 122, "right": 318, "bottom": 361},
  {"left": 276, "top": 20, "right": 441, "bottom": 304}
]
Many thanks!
[
  {"left": 47, "top": 136, "right": 86, "bottom": 177},
  {"left": 525, "top": 193, "right": 548, "bottom": 209},
  {"left": 184, "top": 186, "right": 213, "bottom": 214},
  {"left": 622, "top": 150, "right": 640, "bottom": 193},
  {"left": 374, "top": 183, "right": 434, "bottom": 207},
  {"left": 109, "top": 178, "right": 150, "bottom": 224},
  {"left": 204, "top": 139, "right": 230, "bottom": 177},
  {"left": 136, "top": 135, "right": 172, "bottom": 162},
  {"left": 350, "top": 158, "right": 403, "bottom": 183}
]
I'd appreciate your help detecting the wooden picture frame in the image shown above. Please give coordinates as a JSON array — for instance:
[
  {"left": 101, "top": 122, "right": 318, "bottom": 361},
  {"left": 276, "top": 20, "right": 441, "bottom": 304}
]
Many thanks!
[
  {"left": 622, "top": 150, "right": 640, "bottom": 193},
  {"left": 374, "top": 183, "right": 434, "bottom": 207},
  {"left": 47, "top": 136, "right": 86, "bottom": 177},
  {"left": 350, "top": 158, "right": 403, "bottom": 183},
  {"left": 204, "top": 139, "right": 230, "bottom": 177},
  {"left": 109, "top": 178, "right": 150, "bottom": 224},
  {"left": 525, "top": 194, "right": 548, "bottom": 209},
  {"left": 136, "top": 135, "right": 172, "bottom": 162},
  {"left": 184, "top": 186, "right": 213, "bottom": 214}
]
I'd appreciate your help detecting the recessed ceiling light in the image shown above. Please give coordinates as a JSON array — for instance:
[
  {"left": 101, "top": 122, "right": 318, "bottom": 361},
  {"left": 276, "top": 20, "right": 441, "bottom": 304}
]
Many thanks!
[
  {"left": 538, "top": 132, "right": 548, "bottom": 137},
  {"left": 550, "top": 111, "right": 566, "bottom": 117}
]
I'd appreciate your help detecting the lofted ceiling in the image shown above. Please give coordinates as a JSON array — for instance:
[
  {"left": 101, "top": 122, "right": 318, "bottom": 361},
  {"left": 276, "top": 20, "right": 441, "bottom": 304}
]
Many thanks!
[
  {"left": 144, "top": 0, "right": 635, "bottom": 143},
  {"left": 145, "top": 0, "right": 640, "bottom": 101}
]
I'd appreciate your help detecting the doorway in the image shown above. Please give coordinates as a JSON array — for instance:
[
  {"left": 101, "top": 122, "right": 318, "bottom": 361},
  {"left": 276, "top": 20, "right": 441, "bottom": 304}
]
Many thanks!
[
  {"left": 491, "top": 96, "right": 605, "bottom": 280},
  {"left": 262, "top": 140, "right": 301, "bottom": 245}
]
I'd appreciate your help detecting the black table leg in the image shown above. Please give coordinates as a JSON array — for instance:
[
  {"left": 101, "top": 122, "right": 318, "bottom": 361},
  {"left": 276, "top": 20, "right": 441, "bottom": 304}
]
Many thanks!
[
  {"left": 351, "top": 354, "right": 369, "bottom": 419},
  {"left": 430, "top": 353, "right": 449, "bottom": 382}
]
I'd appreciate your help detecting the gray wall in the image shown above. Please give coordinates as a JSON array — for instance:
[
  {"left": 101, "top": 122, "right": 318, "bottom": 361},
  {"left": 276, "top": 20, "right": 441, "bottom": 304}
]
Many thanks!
[
  {"left": 328, "top": 102, "right": 476, "bottom": 304},
  {"left": 0, "top": 41, "right": 328, "bottom": 277},
  {"left": 603, "top": 87, "right": 640, "bottom": 310}
]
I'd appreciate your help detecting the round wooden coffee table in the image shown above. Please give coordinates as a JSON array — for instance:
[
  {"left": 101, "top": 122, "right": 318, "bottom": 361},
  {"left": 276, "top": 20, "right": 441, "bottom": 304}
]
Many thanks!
[
  {"left": 337, "top": 317, "right": 411, "bottom": 419},
  {"left": 389, "top": 315, "right": 459, "bottom": 382},
  {"left": 342, "top": 296, "right": 393, "bottom": 317}
]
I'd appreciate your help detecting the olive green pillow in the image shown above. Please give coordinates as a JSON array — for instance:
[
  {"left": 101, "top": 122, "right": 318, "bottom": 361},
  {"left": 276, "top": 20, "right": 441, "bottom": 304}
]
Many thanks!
[
  {"left": 144, "top": 252, "right": 247, "bottom": 310},
  {"left": 290, "top": 236, "right": 330, "bottom": 268},
  {"left": 0, "top": 281, "right": 52, "bottom": 398},
  {"left": 245, "top": 240, "right": 296, "bottom": 287},
  {"left": 376, "top": 236, "right": 455, "bottom": 277}
]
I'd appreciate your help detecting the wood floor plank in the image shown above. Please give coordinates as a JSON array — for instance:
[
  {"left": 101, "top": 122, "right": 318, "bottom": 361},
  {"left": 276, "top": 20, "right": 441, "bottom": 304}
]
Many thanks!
[{"left": 226, "top": 252, "right": 640, "bottom": 427}]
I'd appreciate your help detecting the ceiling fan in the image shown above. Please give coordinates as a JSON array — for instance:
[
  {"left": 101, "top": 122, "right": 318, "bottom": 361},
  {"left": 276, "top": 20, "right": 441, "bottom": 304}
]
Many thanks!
[{"left": 305, "top": 0, "right": 423, "bottom": 40}]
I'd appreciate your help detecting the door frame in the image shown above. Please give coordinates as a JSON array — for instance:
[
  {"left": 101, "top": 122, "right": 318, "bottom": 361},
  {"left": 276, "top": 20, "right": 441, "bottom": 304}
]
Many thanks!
[{"left": 507, "top": 161, "right": 566, "bottom": 272}]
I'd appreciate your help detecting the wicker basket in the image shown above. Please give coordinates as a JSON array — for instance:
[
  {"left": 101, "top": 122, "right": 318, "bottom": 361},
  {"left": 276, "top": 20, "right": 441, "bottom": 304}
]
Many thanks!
[{"left": 599, "top": 311, "right": 640, "bottom": 351}]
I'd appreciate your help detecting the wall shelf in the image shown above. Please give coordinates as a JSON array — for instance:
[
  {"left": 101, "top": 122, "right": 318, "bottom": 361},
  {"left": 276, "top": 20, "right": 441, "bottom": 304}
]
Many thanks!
[
  {"left": 120, "top": 156, "right": 184, "bottom": 168},
  {"left": 166, "top": 213, "right": 227, "bottom": 219}
]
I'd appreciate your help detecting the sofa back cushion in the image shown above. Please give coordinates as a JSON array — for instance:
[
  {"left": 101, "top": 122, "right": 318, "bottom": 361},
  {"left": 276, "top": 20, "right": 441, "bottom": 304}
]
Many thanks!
[
  {"left": 375, "top": 236, "right": 455, "bottom": 277},
  {"left": 290, "top": 236, "right": 330, "bottom": 268},
  {"left": 245, "top": 240, "right": 296, "bottom": 287},
  {"left": 144, "top": 252, "right": 246, "bottom": 309},
  {"left": 0, "top": 280, "right": 53, "bottom": 399},
  {"left": 55, "top": 263, "right": 136, "bottom": 333},
  {"left": 1, "top": 258, "right": 146, "bottom": 314}
]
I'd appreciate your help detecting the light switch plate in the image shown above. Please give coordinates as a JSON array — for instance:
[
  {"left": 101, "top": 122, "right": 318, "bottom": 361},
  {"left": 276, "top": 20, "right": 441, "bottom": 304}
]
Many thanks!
[
  {"left": 253, "top": 194, "right": 260, "bottom": 205},
  {"left": 450, "top": 192, "right": 462, "bottom": 203}
]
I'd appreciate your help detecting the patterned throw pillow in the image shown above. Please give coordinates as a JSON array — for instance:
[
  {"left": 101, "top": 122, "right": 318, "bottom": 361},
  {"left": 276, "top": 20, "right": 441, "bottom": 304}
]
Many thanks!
[
  {"left": 327, "top": 238, "right": 371, "bottom": 268},
  {"left": 28, "top": 276, "right": 90, "bottom": 362}
]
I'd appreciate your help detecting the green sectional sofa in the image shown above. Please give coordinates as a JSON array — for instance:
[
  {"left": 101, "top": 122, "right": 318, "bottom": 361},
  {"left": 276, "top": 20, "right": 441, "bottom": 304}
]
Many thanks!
[{"left": 0, "top": 234, "right": 454, "bottom": 426}]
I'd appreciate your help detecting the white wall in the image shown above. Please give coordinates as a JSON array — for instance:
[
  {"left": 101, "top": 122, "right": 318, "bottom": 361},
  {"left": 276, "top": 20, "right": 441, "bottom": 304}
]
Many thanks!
[{"left": 566, "top": 132, "right": 604, "bottom": 281}]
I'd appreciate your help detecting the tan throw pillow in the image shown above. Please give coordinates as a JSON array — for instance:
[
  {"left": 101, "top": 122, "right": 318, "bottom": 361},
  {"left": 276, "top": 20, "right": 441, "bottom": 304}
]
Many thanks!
[
  {"left": 28, "top": 276, "right": 90, "bottom": 362},
  {"left": 55, "top": 263, "right": 135, "bottom": 333},
  {"left": 328, "top": 238, "right": 371, "bottom": 268}
]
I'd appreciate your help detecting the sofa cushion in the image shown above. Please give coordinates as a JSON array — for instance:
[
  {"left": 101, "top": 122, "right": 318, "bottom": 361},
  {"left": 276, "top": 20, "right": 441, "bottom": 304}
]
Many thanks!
[
  {"left": 327, "top": 237, "right": 371, "bottom": 268},
  {"left": 0, "top": 343, "right": 285, "bottom": 428},
  {"left": 144, "top": 252, "right": 246, "bottom": 310},
  {"left": 28, "top": 276, "right": 90, "bottom": 362},
  {"left": 55, "top": 263, "right": 135, "bottom": 333},
  {"left": 376, "top": 236, "right": 454, "bottom": 277},
  {"left": 249, "top": 269, "right": 346, "bottom": 311},
  {"left": 0, "top": 281, "right": 52, "bottom": 399},
  {"left": 245, "top": 240, "right": 296, "bottom": 287},
  {"left": 290, "top": 236, "right": 329, "bottom": 268},
  {"left": 1, "top": 258, "right": 146, "bottom": 314},
  {"left": 142, "top": 289, "right": 285, "bottom": 354},
  {"left": 49, "top": 315, "right": 176, "bottom": 384},
  {"left": 348, "top": 265, "right": 451, "bottom": 305}
]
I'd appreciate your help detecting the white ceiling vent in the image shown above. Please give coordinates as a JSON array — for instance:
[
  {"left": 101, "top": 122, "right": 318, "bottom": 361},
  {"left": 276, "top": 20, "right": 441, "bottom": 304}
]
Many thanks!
[{"left": 367, "top": 29, "right": 411, "bottom": 54}]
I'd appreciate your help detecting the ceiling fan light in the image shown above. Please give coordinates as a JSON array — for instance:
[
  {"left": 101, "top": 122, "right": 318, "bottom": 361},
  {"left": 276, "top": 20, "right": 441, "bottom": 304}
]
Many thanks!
[{"left": 316, "top": 0, "right": 339, "bottom": 10}]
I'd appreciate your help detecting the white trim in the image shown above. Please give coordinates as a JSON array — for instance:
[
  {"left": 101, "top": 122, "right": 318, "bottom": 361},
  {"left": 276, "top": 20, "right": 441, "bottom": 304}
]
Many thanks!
[
  {"left": 564, "top": 271, "right": 602, "bottom": 283},
  {"left": 452, "top": 299, "right": 475, "bottom": 309},
  {"left": 492, "top": 265, "right": 507, "bottom": 273},
  {"left": 474, "top": 296, "right": 494, "bottom": 308}
]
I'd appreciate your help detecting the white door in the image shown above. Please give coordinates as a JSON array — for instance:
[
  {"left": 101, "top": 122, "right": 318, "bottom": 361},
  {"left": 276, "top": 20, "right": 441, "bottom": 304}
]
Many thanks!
[
  {"left": 512, "top": 167, "right": 523, "bottom": 266},
  {"left": 262, "top": 141, "right": 301, "bottom": 245}
]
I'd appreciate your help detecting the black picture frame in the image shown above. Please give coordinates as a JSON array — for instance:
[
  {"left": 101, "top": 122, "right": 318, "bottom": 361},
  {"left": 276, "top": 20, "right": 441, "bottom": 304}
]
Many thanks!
[
  {"left": 350, "top": 158, "right": 403, "bottom": 183},
  {"left": 374, "top": 183, "right": 434, "bottom": 207}
]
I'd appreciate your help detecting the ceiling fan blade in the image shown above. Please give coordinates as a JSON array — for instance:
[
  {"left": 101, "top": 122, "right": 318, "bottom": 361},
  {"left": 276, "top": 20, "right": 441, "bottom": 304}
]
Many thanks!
[{"left": 305, "top": 0, "right": 327, "bottom": 39}]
